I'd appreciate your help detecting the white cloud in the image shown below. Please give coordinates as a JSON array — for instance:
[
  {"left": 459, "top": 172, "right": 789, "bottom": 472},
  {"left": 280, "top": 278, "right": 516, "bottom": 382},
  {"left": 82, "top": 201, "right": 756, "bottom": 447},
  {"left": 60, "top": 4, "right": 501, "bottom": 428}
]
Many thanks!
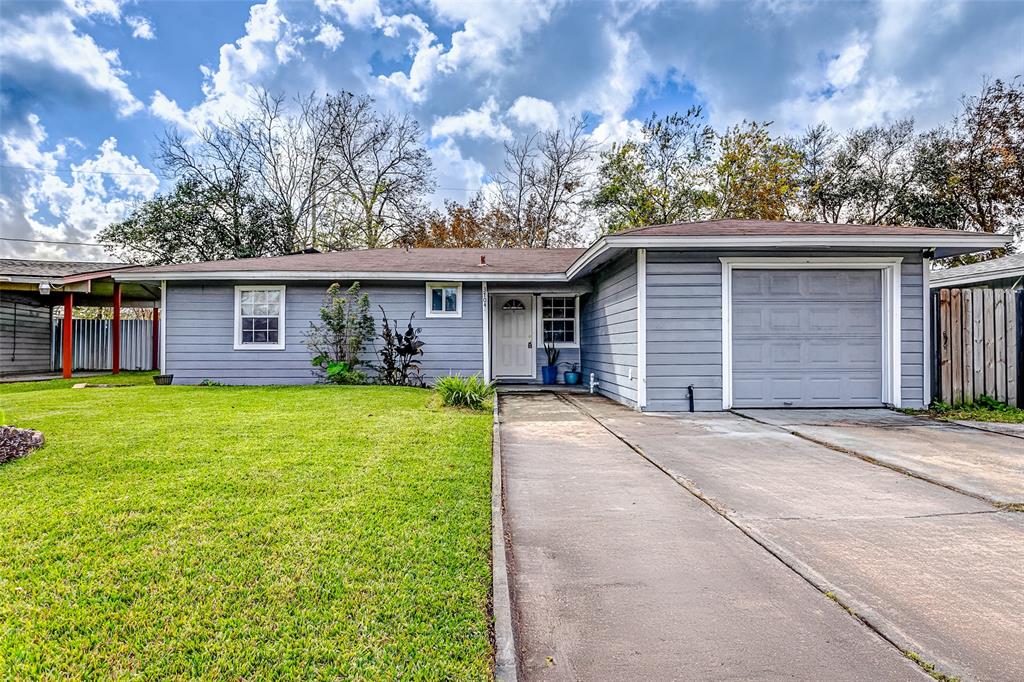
[
  {"left": 432, "top": 97, "right": 512, "bottom": 141},
  {"left": 66, "top": 0, "right": 124, "bottom": 20},
  {"left": 508, "top": 96, "right": 559, "bottom": 131},
  {"left": 314, "top": 22, "right": 344, "bottom": 50},
  {"left": 315, "top": 0, "right": 382, "bottom": 27},
  {"left": 0, "top": 12, "right": 142, "bottom": 116},
  {"left": 125, "top": 15, "right": 155, "bottom": 40},
  {"left": 1, "top": 115, "right": 159, "bottom": 260},
  {"left": 376, "top": 13, "right": 443, "bottom": 102},
  {"left": 825, "top": 33, "right": 870, "bottom": 90},
  {"left": 429, "top": 138, "right": 486, "bottom": 206},
  {"left": 148, "top": 90, "right": 191, "bottom": 129}
]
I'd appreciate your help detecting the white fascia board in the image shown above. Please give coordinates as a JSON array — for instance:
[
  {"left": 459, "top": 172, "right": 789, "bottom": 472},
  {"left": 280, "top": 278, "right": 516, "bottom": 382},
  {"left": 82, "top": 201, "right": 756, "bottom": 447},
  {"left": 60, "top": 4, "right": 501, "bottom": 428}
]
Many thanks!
[
  {"left": 112, "top": 270, "right": 569, "bottom": 283},
  {"left": 929, "top": 267, "right": 1024, "bottom": 288},
  {"left": 565, "top": 233, "right": 1009, "bottom": 282},
  {"left": 606, "top": 234, "right": 1010, "bottom": 250},
  {"left": 565, "top": 238, "right": 611, "bottom": 279}
]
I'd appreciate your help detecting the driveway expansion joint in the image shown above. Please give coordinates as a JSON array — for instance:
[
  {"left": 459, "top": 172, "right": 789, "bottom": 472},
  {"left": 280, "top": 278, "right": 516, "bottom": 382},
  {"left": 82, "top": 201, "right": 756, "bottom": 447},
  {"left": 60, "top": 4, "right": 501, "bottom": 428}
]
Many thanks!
[
  {"left": 561, "top": 394, "right": 960, "bottom": 682},
  {"left": 731, "top": 409, "right": 1006, "bottom": 509}
]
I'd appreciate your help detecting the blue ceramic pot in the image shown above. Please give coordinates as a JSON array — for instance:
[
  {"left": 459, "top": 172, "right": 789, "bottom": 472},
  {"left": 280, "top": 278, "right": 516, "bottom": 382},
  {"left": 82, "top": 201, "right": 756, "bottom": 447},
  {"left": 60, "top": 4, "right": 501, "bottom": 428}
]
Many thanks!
[
  {"left": 541, "top": 365, "right": 558, "bottom": 384},
  {"left": 564, "top": 371, "right": 580, "bottom": 385}
]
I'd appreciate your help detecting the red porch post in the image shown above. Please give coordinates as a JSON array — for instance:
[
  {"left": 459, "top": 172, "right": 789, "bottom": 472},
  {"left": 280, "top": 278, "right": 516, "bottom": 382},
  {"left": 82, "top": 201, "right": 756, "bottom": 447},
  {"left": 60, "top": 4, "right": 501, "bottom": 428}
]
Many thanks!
[
  {"left": 151, "top": 307, "right": 160, "bottom": 371},
  {"left": 111, "top": 282, "right": 122, "bottom": 374},
  {"left": 62, "top": 292, "right": 74, "bottom": 379}
]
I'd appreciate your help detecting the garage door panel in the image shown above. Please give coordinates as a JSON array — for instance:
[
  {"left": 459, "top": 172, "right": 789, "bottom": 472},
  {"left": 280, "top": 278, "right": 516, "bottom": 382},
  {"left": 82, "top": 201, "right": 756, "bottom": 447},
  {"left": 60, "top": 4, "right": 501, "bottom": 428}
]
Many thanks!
[
  {"left": 734, "top": 270, "right": 882, "bottom": 302},
  {"left": 731, "top": 269, "right": 884, "bottom": 408}
]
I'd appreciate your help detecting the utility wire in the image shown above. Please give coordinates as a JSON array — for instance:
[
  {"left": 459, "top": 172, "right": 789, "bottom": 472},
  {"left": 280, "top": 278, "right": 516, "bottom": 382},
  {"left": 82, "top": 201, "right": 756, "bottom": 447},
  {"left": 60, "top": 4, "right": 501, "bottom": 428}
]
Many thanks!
[
  {"left": 1, "top": 164, "right": 487, "bottom": 191},
  {"left": 1, "top": 237, "right": 112, "bottom": 247}
]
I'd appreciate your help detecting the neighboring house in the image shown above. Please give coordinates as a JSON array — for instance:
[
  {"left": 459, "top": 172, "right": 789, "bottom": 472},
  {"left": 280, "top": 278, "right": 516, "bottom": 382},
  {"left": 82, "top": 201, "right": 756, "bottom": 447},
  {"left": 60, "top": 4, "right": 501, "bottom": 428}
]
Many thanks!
[
  {"left": 930, "top": 252, "right": 1024, "bottom": 290},
  {"left": 113, "top": 219, "right": 1007, "bottom": 411}
]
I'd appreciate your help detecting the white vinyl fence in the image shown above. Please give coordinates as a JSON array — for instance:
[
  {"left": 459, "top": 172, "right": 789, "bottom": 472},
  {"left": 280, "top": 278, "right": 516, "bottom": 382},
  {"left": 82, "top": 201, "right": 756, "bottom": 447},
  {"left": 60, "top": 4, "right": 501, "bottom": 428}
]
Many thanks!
[{"left": 52, "top": 319, "right": 155, "bottom": 371}]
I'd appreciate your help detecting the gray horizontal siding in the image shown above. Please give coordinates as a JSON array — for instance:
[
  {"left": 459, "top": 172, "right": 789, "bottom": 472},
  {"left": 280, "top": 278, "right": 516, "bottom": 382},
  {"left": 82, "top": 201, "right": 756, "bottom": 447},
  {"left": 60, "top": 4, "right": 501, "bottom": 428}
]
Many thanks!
[
  {"left": 646, "top": 254, "right": 722, "bottom": 411},
  {"left": 165, "top": 281, "right": 483, "bottom": 385},
  {"left": 581, "top": 253, "right": 637, "bottom": 407},
  {"left": 645, "top": 251, "right": 928, "bottom": 412},
  {"left": 0, "top": 293, "right": 51, "bottom": 376},
  {"left": 900, "top": 257, "right": 926, "bottom": 408}
]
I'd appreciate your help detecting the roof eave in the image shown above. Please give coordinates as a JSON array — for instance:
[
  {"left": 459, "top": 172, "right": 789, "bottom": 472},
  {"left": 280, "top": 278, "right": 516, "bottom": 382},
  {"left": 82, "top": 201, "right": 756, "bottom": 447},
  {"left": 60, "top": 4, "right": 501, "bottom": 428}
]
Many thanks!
[{"left": 111, "top": 270, "right": 571, "bottom": 283}]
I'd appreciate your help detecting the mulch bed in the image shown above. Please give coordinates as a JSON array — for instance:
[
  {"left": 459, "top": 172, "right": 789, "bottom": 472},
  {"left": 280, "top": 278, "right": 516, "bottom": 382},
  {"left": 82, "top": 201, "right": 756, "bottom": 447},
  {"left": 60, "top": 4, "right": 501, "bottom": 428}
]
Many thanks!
[{"left": 0, "top": 426, "right": 45, "bottom": 465}]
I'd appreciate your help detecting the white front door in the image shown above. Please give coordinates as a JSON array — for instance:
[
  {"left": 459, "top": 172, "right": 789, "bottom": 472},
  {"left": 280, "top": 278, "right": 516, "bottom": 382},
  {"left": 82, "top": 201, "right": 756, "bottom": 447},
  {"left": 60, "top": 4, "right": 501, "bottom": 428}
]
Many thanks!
[{"left": 492, "top": 295, "right": 535, "bottom": 378}]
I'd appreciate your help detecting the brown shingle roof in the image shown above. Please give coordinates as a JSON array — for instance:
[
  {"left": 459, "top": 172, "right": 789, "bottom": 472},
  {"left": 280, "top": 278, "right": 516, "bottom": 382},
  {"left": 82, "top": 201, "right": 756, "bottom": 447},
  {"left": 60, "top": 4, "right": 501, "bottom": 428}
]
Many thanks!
[
  {"left": 117, "top": 248, "right": 585, "bottom": 275},
  {"left": 0, "top": 258, "right": 127, "bottom": 278},
  {"left": 615, "top": 219, "right": 991, "bottom": 237}
]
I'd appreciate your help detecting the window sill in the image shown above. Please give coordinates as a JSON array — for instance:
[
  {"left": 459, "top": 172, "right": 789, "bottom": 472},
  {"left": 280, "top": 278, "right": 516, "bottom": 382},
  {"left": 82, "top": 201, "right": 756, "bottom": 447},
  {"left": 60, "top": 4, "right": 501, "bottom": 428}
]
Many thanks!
[
  {"left": 233, "top": 343, "right": 287, "bottom": 351},
  {"left": 425, "top": 312, "right": 462, "bottom": 319}
]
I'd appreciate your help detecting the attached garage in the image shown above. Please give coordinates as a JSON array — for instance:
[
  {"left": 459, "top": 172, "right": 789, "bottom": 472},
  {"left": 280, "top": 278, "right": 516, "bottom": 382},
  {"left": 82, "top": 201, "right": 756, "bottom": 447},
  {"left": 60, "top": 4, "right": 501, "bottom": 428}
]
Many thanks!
[
  {"left": 721, "top": 258, "right": 904, "bottom": 410},
  {"left": 729, "top": 269, "right": 884, "bottom": 407}
]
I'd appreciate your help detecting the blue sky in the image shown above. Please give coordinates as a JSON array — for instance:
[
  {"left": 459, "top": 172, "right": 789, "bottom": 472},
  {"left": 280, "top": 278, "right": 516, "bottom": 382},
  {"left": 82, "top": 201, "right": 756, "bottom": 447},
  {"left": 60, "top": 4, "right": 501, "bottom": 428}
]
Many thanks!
[{"left": 2, "top": 0, "right": 1022, "bottom": 260}]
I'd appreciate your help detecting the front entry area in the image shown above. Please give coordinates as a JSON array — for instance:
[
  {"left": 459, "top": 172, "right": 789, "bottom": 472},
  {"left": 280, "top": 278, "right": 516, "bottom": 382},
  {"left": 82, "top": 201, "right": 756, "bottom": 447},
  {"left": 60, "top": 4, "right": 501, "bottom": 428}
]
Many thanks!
[{"left": 491, "top": 295, "right": 535, "bottom": 379}]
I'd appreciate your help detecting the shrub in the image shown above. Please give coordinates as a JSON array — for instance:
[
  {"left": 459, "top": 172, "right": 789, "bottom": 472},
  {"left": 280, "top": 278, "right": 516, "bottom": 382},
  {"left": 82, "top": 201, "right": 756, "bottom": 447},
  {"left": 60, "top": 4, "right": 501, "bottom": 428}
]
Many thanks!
[
  {"left": 307, "top": 282, "right": 375, "bottom": 384},
  {"left": 376, "top": 307, "right": 425, "bottom": 387},
  {"left": 435, "top": 374, "right": 495, "bottom": 410},
  {"left": 310, "top": 358, "right": 368, "bottom": 385}
]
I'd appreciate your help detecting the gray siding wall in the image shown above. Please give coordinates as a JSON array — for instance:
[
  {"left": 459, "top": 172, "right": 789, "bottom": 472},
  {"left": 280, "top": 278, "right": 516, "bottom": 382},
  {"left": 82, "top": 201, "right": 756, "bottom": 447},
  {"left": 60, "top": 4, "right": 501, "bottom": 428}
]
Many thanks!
[
  {"left": 0, "top": 293, "right": 51, "bottom": 376},
  {"left": 581, "top": 254, "right": 638, "bottom": 406},
  {"left": 645, "top": 251, "right": 927, "bottom": 412},
  {"left": 165, "top": 281, "right": 483, "bottom": 385},
  {"left": 901, "top": 258, "right": 926, "bottom": 408}
]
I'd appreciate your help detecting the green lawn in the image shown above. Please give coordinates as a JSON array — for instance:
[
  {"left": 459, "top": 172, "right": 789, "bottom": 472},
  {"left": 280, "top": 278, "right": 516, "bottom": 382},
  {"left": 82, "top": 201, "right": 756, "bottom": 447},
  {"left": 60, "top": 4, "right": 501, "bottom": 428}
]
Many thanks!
[
  {"left": 0, "top": 376, "right": 493, "bottom": 679},
  {"left": 904, "top": 397, "right": 1024, "bottom": 424}
]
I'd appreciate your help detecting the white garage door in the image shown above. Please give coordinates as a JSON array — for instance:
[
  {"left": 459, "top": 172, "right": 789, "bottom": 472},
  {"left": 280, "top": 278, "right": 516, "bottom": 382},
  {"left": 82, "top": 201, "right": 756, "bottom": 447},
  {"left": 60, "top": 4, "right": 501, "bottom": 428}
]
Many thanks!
[{"left": 731, "top": 269, "right": 884, "bottom": 408}]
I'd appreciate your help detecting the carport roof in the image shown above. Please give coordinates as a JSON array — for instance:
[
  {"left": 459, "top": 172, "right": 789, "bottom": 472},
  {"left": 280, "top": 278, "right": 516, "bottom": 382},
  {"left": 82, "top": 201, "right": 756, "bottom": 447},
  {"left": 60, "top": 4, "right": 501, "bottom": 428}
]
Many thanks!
[{"left": 0, "top": 258, "right": 127, "bottom": 281}]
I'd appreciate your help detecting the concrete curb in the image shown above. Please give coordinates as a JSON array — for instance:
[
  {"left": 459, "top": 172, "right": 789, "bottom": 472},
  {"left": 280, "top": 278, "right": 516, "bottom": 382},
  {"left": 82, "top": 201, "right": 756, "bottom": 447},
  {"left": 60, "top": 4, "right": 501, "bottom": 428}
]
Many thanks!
[{"left": 491, "top": 397, "right": 518, "bottom": 682}]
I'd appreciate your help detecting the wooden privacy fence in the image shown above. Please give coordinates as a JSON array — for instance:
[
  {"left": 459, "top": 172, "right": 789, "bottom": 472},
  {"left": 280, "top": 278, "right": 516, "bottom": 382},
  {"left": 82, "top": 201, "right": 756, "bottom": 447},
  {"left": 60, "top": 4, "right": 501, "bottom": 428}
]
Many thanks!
[{"left": 933, "top": 288, "right": 1021, "bottom": 406}]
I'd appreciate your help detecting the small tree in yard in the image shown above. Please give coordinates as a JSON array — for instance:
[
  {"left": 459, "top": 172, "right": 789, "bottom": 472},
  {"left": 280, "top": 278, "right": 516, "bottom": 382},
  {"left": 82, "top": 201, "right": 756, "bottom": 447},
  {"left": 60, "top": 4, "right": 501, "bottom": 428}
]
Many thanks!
[
  {"left": 306, "top": 283, "right": 375, "bottom": 383},
  {"left": 376, "top": 307, "right": 425, "bottom": 387}
]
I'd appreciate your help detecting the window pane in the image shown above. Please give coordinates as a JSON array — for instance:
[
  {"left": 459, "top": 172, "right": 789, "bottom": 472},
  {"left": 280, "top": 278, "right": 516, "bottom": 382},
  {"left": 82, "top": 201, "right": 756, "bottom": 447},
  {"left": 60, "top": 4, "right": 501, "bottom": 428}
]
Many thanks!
[
  {"left": 240, "top": 314, "right": 280, "bottom": 345},
  {"left": 542, "top": 297, "right": 575, "bottom": 344},
  {"left": 431, "top": 288, "right": 443, "bottom": 311},
  {"left": 444, "top": 288, "right": 458, "bottom": 312}
]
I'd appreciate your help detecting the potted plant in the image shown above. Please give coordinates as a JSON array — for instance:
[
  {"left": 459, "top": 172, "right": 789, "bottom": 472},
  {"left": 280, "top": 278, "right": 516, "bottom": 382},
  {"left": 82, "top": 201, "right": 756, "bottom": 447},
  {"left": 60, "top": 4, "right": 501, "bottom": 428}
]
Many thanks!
[
  {"left": 541, "top": 342, "right": 559, "bottom": 384},
  {"left": 563, "top": 362, "right": 581, "bottom": 386}
]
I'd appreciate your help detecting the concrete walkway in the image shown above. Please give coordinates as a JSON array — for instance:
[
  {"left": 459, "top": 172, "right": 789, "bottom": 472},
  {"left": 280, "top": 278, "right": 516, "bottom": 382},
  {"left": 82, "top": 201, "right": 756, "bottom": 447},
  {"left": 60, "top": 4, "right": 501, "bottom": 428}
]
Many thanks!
[
  {"left": 499, "top": 393, "right": 925, "bottom": 681},
  {"left": 736, "top": 408, "right": 1024, "bottom": 506},
  {"left": 572, "top": 396, "right": 1024, "bottom": 682}
]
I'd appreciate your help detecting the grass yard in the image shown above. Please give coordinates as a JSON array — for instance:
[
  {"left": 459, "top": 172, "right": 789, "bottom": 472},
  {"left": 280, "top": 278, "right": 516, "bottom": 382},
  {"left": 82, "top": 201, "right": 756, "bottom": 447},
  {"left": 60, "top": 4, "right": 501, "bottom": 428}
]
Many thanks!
[
  {"left": 0, "top": 375, "right": 493, "bottom": 679},
  {"left": 905, "top": 399, "right": 1024, "bottom": 424}
]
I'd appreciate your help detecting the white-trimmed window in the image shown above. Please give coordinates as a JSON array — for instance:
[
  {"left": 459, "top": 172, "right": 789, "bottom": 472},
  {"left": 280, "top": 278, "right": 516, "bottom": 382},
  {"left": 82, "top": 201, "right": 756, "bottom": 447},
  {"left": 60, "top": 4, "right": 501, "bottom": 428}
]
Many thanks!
[
  {"left": 234, "top": 285, "right": 286, "bottom": 350},
  {"left": 425, "top": 282, "right": 462, "bottom": 318},
  {"left": 541, "top": 296, "right": 578, "bottom": 347}
]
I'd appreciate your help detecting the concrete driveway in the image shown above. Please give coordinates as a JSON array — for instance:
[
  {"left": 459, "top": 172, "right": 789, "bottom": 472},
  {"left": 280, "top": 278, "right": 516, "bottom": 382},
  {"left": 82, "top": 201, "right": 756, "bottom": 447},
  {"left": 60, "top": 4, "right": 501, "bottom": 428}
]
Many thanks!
[
  {"left": 500, "top": 393, "right": 1024, "bottom": 682},
  {"left": 736, "top": 408, "right": 1024, "bottom": 506}
]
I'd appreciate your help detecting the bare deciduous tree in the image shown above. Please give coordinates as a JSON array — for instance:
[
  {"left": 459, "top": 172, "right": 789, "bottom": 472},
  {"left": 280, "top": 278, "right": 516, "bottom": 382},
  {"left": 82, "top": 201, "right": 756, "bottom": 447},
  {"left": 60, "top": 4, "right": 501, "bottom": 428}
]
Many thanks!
[
  {"left": 318, "top": 92, "right": 435, "bottom": 249},
  {"left": 491, "top": 117, "right": 595, "bottom": 247}
]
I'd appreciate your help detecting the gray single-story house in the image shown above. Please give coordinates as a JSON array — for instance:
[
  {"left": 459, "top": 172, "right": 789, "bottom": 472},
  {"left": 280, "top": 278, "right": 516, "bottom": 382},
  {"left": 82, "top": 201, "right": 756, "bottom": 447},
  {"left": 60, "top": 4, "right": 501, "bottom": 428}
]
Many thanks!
[
  {"left": 113, "top": 219, "right": 1007, "bottom": 411},
  {"left": 930, "top": 252, "right": 1024, "bottom": 290}
]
